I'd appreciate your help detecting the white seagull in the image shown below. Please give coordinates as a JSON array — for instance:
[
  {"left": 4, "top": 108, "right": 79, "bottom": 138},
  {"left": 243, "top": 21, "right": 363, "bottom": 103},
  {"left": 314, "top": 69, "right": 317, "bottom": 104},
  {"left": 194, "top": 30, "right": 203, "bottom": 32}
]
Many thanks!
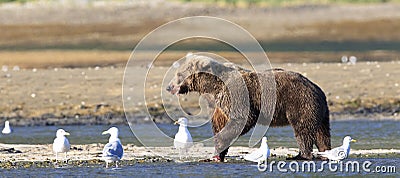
[
  {"left": 244, "top": 136, "right": 270, "bottom": 164},
  {"left": 317, "top": 136, "right": 356, "bottom": 161},
  {"left": 174, "top": 117, "right": 193, "bottom": 159},
  {"left": 349, "top": 56, "right": 357, "bottom": 65},
  {"left": 2, "top": 120, "right": 12, "bottom": 134},
  {"left": 53, "top": 129, "right": 71, "bottom": 161},
  {"left": 341, "top": 56, "right": 348, "bottom": 63},
  {"left": 102, "top": 127, "right": 124, "bottom": 168}
]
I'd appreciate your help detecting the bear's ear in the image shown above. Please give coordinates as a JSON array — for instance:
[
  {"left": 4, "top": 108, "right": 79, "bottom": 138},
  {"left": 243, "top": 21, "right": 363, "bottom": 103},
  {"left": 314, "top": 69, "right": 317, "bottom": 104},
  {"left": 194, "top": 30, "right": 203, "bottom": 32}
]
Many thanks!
[
  {"left": 172, "top": 61, "right": 180, "bottom": 68},
  {"left": 210, "top": 60, "right": 234, "bottom": 75},
  {"left": 186, "top": 52, "right": 194, "bottom": 59},
  {"left": 223, "top": 62, "right": 237, "bottom": 69},
  {"left": 195, "top": 58, "right": 211, "bottom": 72}
]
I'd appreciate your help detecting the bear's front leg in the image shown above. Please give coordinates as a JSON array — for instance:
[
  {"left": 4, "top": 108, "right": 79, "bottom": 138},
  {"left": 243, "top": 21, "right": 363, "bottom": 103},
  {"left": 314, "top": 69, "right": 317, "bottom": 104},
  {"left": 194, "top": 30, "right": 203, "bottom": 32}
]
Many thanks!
[
  {"left": 210, "top": 107, "right": 248, "bottom": 162},
  {"left": 210, "top": 107, "right": 230, "bottom": 162}
]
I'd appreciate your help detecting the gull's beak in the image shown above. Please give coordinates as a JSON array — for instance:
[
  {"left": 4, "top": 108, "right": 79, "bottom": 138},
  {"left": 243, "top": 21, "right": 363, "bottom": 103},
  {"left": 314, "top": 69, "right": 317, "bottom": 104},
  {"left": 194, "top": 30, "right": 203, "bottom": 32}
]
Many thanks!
[
  {"left": 64, "top": 132, "right": 70, "bottom": 136},
  {"left": 102, "top": 131, "right": 109, "bottom": 135},
  {"left": 351, "top": 139, "right": 357, "bottom": 142},
  {"left": 174, "top": 121, "right": 180, "bottom": 125}
]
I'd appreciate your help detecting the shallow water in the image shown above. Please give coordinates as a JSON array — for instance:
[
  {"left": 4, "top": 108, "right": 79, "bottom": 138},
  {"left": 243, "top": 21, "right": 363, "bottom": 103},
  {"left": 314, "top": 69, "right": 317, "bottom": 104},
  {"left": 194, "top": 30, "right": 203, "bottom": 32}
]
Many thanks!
[
  {"left": 1, "top": 120, "right": 399, "bottom": 150},
  {"left": 1, "top": 158, "right": 398, "bottom": 177}
]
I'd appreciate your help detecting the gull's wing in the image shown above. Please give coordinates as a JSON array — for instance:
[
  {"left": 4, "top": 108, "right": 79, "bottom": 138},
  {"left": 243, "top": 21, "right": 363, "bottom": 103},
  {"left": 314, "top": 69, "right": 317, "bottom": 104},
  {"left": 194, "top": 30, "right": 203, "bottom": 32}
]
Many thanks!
[
  {"left": 318, "top": 147, "right": 347, "bottom": 160},
  {"left": 244, "top": 141, "right": 269, "bottom": 163},
  {"left": 244, "top": 147, "right": 270, "bottom": 162},
  {"left": 174, "top": 129, "right": 193, "bottom": 149},
  {"left": 174, "top": 138, "right": 193, "bottom": 149},
  {"left": 53, "top": 137, "right": 70, "bottom": 152},
  {"left": 64, "top": 137, "right": 70, "bottom": 150},
  {"left": 186, "top": 131, "right": 193, "bottom": 143},
  {"left": 244, "top": 149, "right": 263, "bottom": 162},
  {"left": 102, "top": 141, "right": 124, "bottom": 159}
]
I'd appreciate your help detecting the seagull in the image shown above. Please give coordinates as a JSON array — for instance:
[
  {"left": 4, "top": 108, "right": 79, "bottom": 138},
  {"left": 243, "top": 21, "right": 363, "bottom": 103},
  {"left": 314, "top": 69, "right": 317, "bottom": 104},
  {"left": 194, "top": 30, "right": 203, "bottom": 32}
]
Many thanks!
[
  {"left": 53, "top": 129, "right": 71, "bottom": 161},
  {"left": 341, "top": 56, "right": 348, "bottom": 63},
  {"left": 349, "top": 56, "right": 357, "bottom": 65},
  {"left": 244, "top": 136, "right": 270, "bottom": 164},
  {"left": 2, "top": 121, "right": 12, "bottom": 134},
  {"left": 317, "top": 136, "right": 356, "bottom": 161},
  {"left": 174, "top": 117, "right": 193, "bottom": 159},
  {"left": 102, "top": 127, "right": 124, "bottom": 168}
]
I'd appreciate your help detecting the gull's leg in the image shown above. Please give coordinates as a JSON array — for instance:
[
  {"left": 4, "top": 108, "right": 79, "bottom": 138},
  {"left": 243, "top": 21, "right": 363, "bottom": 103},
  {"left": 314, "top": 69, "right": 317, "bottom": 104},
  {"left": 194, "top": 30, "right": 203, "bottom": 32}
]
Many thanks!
[
  {"left": 258, "top": 156, "right": 267, "bottom": 165},
  {"left": 55, "top": 152, "right": 58, "bottom": 161},
  {"left": 106, "top": 162, "right": 109, "bottom": 168},
  {"left": 179, "top": 148, "right": 182, "bottom": 159},
  {"left": 64, "top": 152, "right": 68, "bottom": 162},
  {"left": 116, "top": 161, "right": 119, "bottom": 168}
]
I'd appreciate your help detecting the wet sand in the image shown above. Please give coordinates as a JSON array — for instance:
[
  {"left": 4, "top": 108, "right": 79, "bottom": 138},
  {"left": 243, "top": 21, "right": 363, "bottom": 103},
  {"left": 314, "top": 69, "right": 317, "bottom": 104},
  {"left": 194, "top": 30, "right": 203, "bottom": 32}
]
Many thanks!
[{"left": 0, "top": 143, "right": 399, "bottom": 168}]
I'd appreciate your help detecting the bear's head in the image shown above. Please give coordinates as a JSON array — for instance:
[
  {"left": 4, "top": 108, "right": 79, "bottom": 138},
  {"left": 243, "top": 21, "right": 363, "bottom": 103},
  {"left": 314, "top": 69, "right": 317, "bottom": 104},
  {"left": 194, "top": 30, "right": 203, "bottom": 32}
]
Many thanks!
[{"left": 166, "top": 53, "right": 236, "bottom": 95}]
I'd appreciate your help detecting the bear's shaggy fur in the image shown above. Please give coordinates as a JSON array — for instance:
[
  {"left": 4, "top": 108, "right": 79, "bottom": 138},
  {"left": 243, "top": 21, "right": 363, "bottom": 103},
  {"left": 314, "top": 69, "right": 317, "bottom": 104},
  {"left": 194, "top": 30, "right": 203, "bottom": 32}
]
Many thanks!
[{"left": 167, "top": 54, "right": 331, "bottom": 161}]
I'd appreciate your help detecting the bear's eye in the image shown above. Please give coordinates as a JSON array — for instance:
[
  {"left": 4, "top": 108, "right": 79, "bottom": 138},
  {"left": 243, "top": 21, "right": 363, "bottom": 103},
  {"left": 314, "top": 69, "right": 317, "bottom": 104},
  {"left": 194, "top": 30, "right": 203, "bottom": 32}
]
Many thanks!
[{"left": 176, "top": 73, "right": 183, "bottom": 82}]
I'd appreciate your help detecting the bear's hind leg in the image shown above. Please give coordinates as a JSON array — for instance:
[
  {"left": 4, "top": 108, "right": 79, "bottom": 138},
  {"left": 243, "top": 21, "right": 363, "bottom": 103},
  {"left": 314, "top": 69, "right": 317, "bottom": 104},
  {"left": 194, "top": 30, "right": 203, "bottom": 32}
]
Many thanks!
[
  {"left": 287, "top": 129, "right": 314, "bottom": 160},
  {"left": 315, "top": 125, "right": 331, "bottom": 152},
  {"left": 314, "top": 124, "right": 331, "bottom": 160}
]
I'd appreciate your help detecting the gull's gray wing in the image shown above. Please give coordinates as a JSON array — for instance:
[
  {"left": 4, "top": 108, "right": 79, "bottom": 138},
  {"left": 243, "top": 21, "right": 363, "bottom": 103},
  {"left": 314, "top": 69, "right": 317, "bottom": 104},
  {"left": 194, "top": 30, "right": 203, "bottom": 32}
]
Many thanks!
[{"left": 102, "top": 141, "right": 124, "bottom": 159}]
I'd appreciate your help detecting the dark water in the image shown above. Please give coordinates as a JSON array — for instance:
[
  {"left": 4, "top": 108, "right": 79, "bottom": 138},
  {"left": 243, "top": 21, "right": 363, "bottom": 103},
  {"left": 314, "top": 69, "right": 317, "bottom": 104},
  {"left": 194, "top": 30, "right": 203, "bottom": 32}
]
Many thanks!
[
  {"left": 1, "top": 158, "right": 398, "bottom": 177},
  {"left": 1, "top": 120, "right": 399, "bottom": 149}
]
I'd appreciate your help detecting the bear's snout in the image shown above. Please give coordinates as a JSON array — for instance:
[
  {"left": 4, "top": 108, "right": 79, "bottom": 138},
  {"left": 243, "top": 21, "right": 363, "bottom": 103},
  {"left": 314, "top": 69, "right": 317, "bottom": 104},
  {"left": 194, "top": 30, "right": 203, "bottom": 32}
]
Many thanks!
[
  {"left": 166, "top": 85, "right": 173, "bottom": 92},
  {"left": 166, "top": 84, "right": 181, "bottom": 95}
]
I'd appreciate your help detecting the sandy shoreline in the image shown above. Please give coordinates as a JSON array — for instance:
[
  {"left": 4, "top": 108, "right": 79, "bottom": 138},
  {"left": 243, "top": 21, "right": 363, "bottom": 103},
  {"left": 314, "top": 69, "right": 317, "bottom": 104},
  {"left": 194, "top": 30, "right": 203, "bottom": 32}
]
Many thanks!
[
  {"left": 0, "top": 143, "right": 399, "bottom": 168},
  {"left": 0, "top": 1, "right": 399, "bottom": 126},
  {"left": 1, "top": 61, "right": 400, "bottom": 126}
]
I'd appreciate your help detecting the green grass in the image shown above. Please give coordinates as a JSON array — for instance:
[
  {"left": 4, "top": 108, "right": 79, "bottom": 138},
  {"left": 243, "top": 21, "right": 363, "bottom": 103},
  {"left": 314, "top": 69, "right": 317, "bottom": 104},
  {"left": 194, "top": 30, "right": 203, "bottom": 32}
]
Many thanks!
[{"left": 0, "top": 0, "right": 29, "bottom": 3}]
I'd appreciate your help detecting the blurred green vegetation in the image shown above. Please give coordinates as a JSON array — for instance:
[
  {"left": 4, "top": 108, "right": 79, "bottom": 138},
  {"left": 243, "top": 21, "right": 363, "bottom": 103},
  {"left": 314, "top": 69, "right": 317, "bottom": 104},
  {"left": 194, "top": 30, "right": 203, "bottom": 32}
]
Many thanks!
[
  {"left": 0, "top": 0, "right": 28, "bottom": 3},
  {"left": 178, "top": 0, "right": 398, "bottom": 6}
]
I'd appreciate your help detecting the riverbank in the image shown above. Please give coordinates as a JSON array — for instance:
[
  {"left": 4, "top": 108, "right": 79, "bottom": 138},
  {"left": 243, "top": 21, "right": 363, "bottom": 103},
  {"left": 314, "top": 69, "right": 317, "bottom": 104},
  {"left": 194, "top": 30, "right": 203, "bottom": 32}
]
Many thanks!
[
  {"left": 1, "top": 61, "right": 399, "bottom": 126},
  {"left": 0, "top": 143, "right": 399, "bottom": 169}
]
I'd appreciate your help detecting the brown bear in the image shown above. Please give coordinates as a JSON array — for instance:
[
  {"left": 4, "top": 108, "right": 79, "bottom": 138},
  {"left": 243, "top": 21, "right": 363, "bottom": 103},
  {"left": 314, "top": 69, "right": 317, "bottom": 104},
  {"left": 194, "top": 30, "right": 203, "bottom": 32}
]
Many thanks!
[{"left": 166, "top": 53, "right": 331, "bottom": 162}]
